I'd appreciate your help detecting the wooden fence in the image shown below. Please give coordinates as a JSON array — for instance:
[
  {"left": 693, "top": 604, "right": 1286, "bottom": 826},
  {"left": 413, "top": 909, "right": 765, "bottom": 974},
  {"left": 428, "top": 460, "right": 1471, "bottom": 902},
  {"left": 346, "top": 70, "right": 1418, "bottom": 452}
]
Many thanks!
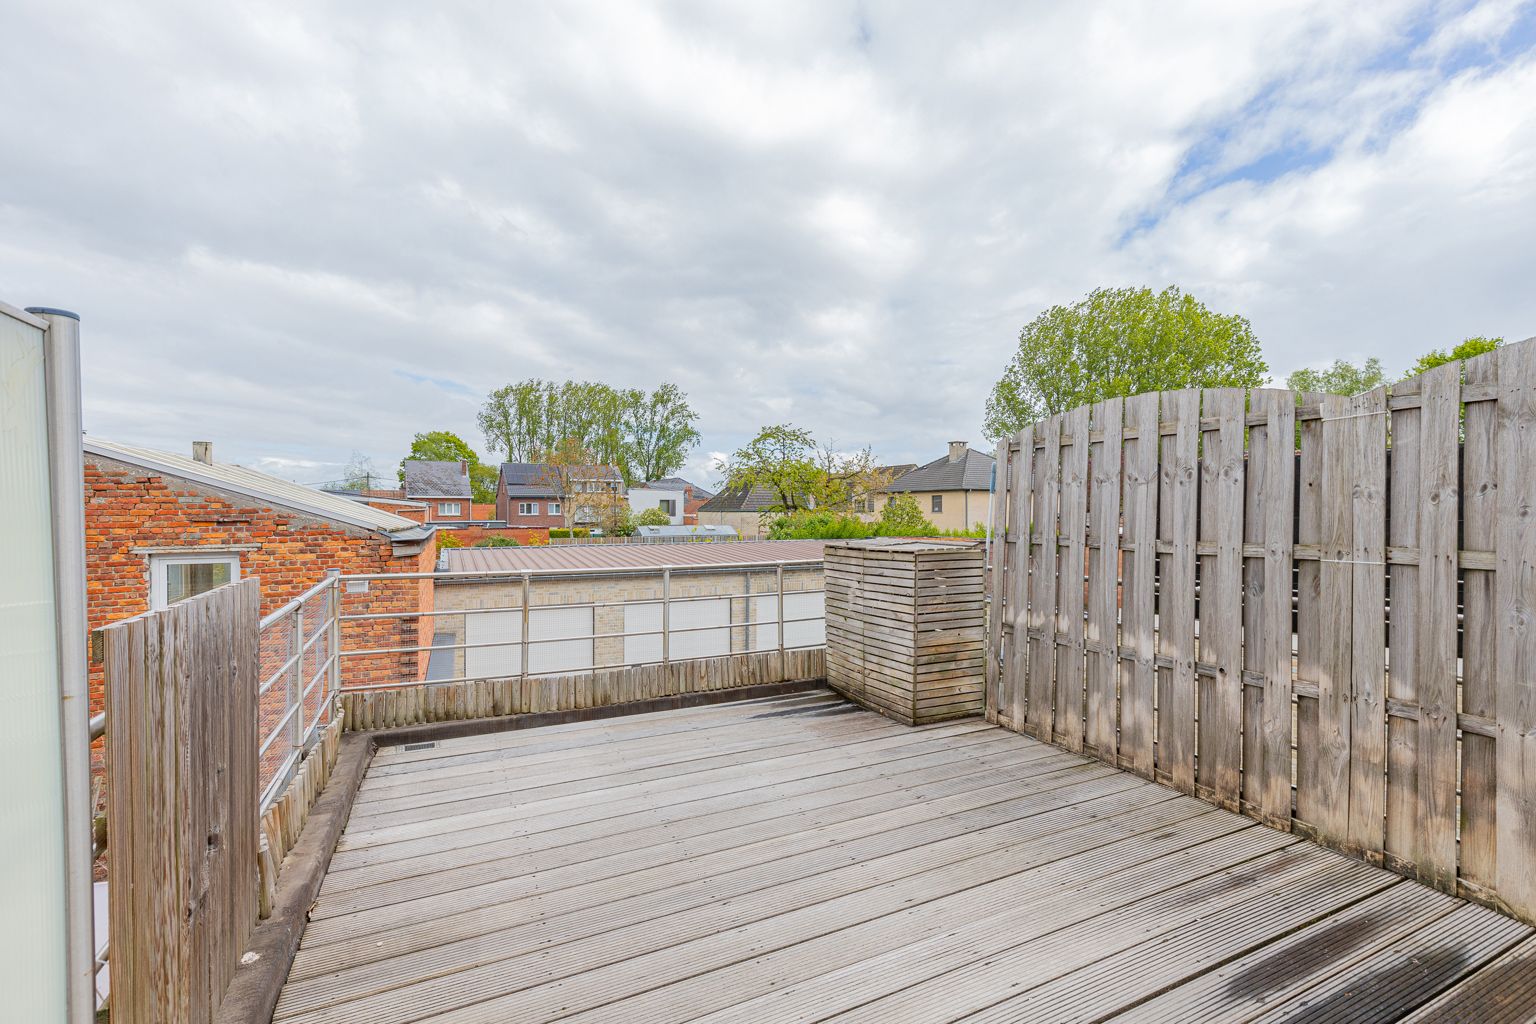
[
  {"left": 986, "top": 337, "right": 1536, "bottom": 923},
  {"left": 103, "top": 579, "right": 260, "bottom": 1024}
]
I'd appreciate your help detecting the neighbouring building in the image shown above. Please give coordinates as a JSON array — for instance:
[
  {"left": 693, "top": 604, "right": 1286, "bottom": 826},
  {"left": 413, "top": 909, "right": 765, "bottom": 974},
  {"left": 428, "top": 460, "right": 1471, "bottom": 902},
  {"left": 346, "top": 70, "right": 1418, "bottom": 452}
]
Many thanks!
[
  {"left": 431, "top": 540, "right": 827, "bottom": 682},
  {"left": 851, "top": 463, "right": 917, "bottom": 515},
  {"left": 872, "top": 441, "right": 996, "bottom": 532},
  {"left": 646, "top": 476, "right": 715, "bottom": 524},
  {"left": 628, "top": 483, "right": 687, "bottom": 525},
  {"left": 695, "top": 484, "right": 787, "bottom": 539},
  {"left": 83, "top": 437, "right": 438, "bottom": 708},
  {"left": 495, "top": 461, "right": 626, "bottom": 529},
  {"left": 402, "top": 459, "right": 473, "bottom": 522}
]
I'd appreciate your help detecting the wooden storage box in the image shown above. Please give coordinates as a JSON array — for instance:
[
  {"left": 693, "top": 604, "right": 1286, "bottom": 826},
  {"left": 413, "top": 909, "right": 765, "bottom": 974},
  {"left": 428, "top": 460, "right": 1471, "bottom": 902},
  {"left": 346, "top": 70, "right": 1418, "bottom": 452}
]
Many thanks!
[{"left": 824, "top": 538, "right": 987, "bottom": 725}]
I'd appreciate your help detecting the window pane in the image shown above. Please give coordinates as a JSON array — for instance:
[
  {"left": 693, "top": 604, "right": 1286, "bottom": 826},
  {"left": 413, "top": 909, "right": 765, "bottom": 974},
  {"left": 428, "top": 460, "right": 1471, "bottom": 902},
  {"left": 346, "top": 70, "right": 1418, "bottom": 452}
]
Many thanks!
[{"left": 165, "top": 560, "right": 233, "bottom": 605}]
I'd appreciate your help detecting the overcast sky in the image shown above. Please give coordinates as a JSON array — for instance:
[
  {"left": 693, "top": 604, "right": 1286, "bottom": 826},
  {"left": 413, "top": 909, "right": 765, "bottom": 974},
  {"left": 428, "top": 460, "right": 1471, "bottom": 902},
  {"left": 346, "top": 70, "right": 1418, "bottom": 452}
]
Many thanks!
[{"left": 3, "top": 1, "right": 1534, "bottom": 487}]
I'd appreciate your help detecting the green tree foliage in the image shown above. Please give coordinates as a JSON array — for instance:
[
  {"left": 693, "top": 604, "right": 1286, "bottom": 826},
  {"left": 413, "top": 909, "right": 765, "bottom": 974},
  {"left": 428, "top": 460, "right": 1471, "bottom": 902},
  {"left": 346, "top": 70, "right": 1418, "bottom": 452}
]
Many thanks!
[
  {"left": 766, "top": 509, "right": 874, "bottom": 540},
  {"left": 634, "top": 507, "right": 672, "bottom": 528},
  {"left": 476, "top": 379, "right": 699, "bottom": 486},
  {"left": 984, "top": 286, "right": 1268, "bottom": 440},
  {"left": 876, "top": 495, "right": 938, "bottom": 537},
  {"left": 717, "top": 425, "right": 880, "bottom": 515},
  {"left": 436, "top": 531, "right": 462, "bottom": 550},
  {"left": 397, "top": 430, "right": 497, "bottom": 503},
  {"left": 473, "top": 536, "right": 520, "bottom": 547},
  {"left": 1284, "top": 357, "right": 1388, "bottom": 396},
  {"left": 1403, "top": 336, "right": 1502, "bottom": 379}
]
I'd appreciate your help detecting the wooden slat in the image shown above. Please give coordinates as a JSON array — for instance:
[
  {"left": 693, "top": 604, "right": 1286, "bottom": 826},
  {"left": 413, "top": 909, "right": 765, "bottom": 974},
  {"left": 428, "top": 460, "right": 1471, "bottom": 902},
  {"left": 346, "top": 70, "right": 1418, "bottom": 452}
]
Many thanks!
[
  {"left": 1007, "top": 426, "right": 1035, "bottom": 729},
  {"left": 984, "top": 439, "right": 1010, "bottom": 722},
  {"left": 1120, "top": 391, "right": 1160, "bottom": 777},
  {"left": 1385, "top": 372, "right": 1422, "bottom": 867},
  {"left": 1157, "top": 389, "right": 1200, "bottom": 793},
  {"left": 1495, "top": 337, "right": 1536, "bottom": 922},
  {"left": 1293, "top": 390, "right": 1326, "bottom": 829},
  {"left": 1254, "top": 389, "right": 1296, "bottom": 827},
  {"left": 1085, "top": 397, "right": 1123, "bottom": 761},
  {"left": 1054, "top": 402, "right": 1091, "bottom": 752},
  {"left": 1197, "top": 388, "right": 1245, "bottom": 808},
  {"left": 1346, "top": 384, "right": 1388, "bottom": 859},
  {"left": 1026, "top": 415, "right": 1062, "bottom": 741},
  {"left": 1415, "top": 360, "right": 1461, "bottom": 890},
  {"left": 1461, "top": 347, "right": 1500, "bottom": 891}
]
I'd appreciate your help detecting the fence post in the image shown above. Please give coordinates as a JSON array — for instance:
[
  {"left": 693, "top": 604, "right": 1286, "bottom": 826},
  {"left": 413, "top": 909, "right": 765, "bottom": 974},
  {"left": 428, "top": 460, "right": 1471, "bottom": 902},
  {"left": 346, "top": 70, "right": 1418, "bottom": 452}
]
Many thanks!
[
  {"left": 662, "top": 567, "right": 672, "bottom": 667},
  {"left": 291, "top": 600, "right": 305, "bottom": 755},
  {"left": 520, "top": 572, "right": 531, "bottom": 681},
  {"left": 777, "top": 564, "right": 786, "bottom": 680},
  {"left": 327, "top": 568, "right": 341, "bottom": 720}
]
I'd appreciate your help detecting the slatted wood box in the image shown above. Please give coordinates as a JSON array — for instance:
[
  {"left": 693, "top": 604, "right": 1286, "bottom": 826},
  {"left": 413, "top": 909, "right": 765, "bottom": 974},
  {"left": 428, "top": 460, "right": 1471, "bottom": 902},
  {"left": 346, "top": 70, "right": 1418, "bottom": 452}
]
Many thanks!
[{"left": 824, "top": 538, "right": 987, "bottom": 725}]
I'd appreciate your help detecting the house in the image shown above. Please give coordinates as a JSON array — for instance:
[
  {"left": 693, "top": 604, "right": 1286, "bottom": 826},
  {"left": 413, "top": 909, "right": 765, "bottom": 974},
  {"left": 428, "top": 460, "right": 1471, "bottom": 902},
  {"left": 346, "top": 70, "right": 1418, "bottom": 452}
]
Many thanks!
[
  {"left": 695, "top": 484, "right": 786, "bottom": 539},
  {"left": 645, "top": 476, "right": 715, "bottom": 524},
  {"left": 628, "top": 483, "right": 687, "bottom": 525},
  {"left": 82, "top": 438, "right": 437, "bottom": 706},
  {"left": 495, "top": 461, "right": 625, "bottom": 528},
  {"left": 851, "top": 463, "right": 917, "bottom": 514},
  {"left": 402, "top": 459, "right": 473, "bottom": 522},
  {"left": 873, "top": 441, "right": 996, "bottom": 532}
]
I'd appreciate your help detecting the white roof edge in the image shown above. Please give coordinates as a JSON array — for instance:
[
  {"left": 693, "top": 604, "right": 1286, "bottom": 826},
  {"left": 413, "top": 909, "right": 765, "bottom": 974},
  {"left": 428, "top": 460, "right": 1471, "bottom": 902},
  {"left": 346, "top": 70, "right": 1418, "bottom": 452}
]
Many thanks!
[{"left": 85, "top": 436, "right": 432, "bottom": 538}]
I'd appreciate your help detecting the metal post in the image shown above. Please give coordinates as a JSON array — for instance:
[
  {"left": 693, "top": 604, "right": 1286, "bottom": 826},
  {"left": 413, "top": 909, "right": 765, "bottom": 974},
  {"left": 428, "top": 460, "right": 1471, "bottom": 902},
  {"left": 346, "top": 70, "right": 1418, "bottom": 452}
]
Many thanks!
[
  {"left": 291, "top": 602, "right": 305, "bottom": 755},
  {"left": 327, "top": 568, "right": 341, "bottom": 720},
  {"left": 776, "top": 564, "right": 786, "bottom": 679},
  {"left": 520, "top": 572, "right": 531, "bottom": 681},
  {"left": 661, "top": 568, "right": 671, "bottom": 667},
  {"left": 32, "top": 306, "right": 95, "bottom": 1023}
]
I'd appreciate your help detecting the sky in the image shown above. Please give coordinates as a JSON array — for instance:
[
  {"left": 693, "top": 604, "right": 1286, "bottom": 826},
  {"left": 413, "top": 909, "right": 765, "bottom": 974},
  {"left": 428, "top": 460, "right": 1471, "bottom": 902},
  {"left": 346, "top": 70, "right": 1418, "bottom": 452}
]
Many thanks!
[{"left": 3, "top": 0, "right": 1534, "bottom": 489}]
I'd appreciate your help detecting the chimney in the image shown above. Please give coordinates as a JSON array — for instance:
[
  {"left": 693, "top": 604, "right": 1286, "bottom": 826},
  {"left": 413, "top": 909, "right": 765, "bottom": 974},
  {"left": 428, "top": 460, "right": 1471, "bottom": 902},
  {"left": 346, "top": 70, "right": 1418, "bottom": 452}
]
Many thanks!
[
  {"left": 459, "top": 459, "right": 469, "bottom": 474},
  {"left": 948, "top": 441, "right": 967, "bottom": 463},
  {"left": 192, "top": 441, "right": 214, "bottom": 465}
]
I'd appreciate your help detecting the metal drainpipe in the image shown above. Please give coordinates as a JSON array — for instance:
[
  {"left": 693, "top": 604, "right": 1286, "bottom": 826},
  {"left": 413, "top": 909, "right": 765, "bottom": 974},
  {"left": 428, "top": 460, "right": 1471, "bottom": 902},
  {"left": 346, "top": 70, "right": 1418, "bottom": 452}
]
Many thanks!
[{"left": 32, "top": 306, "right": 95, "bottom": 1024}]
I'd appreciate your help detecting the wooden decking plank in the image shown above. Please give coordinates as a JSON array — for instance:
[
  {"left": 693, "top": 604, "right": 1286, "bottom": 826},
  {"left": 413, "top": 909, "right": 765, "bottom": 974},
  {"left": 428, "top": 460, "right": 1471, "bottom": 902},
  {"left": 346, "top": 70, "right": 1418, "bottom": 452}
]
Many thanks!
[
  {"left": 1398, "top": 934, "right": 1536, "bottom": 1024},
  {"left": 311, "top": 732, "right": 1058, "bottom": 922},
  {"left": 278, "top": 770, "right": 1154, "bottom": 1017},
  {"left": 1106, "top": 883, "right": 1462, "bottom": 1024}
]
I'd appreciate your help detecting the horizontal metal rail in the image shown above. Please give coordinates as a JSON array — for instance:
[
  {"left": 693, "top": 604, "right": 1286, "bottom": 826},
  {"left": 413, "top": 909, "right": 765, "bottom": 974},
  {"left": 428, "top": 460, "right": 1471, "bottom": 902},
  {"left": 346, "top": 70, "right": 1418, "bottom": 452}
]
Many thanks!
[{"left": 335, "top": 557, "right": 822, "bottom": 583}]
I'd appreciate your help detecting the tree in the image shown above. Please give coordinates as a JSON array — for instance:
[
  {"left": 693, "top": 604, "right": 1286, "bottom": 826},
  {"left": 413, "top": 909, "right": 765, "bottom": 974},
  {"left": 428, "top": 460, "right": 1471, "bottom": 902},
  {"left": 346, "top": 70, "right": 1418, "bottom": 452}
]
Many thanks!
[
  {"left": 984, "top": 286, "right": 1268, "bottom": 440},
  {"left": 716, "top": 424, "right": 868, "bottom": 515},
  {"left": 1404, "top": 336, "right": 1502, "bottom": 379},
  {"left": 766, "top": 509, "right": 873, "bottom": 540},
  {"left": 337, "top": 450, "right": 379, "bottom": 492},
  {"left": 634, "top": 507, "right": 672, "bottom": 528},
  {"left": 876, "top": 495, "right": 937, "bottom": 537},
  {"left": 477, "top": 378, "right": 699, "bottom": 485},
  {"left": 397, "top": 430, "right": 497, "bottom": 503},
  {"left": 1285, "top": 357, "right": 1387, "bottom": 396}
]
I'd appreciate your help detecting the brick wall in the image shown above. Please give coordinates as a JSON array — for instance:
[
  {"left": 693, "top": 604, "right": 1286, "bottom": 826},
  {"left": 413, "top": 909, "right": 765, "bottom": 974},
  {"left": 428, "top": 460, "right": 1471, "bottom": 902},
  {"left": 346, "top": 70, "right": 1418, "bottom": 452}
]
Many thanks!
[{"left": 84, "top": 454, "right": 433, "bottom": 714}]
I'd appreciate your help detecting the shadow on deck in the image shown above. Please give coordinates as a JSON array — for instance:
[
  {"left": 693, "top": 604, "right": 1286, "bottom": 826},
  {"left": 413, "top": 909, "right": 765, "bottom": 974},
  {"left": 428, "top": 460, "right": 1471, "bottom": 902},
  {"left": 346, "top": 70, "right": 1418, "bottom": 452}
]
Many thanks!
[{"left": 272, "top": 690, "right": 1536, "bottom": 1023}]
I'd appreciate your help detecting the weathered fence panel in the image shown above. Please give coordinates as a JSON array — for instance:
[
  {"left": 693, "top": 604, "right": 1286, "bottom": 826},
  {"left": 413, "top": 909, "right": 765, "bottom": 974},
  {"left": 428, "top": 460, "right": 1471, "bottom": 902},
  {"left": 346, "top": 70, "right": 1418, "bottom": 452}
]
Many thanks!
[
  {"left": 987, "top": 337, "right": 1536, "bottom": 924},
  {"left": 104, "top": 578, "right": 260, "bottom": 1024}
]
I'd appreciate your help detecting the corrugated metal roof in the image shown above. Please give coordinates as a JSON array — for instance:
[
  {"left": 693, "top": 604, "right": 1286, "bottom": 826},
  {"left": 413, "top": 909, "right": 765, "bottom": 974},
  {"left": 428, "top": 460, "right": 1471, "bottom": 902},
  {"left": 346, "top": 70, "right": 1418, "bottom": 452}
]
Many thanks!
[
  {"left": 85, "top": 437, "right": 430, "bottom": 537},
  {"left": 442, "top": 539, "right": 826, "bottom": 573},
  {"left": 403, "top": 459, "right": 471, "bottom": 498}
]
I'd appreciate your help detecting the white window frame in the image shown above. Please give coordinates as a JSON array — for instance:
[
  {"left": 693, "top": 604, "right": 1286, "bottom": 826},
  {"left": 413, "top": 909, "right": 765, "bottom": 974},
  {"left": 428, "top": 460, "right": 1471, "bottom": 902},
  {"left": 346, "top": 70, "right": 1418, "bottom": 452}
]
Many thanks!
[
  {"left": 931, "top": 494, "right": 943, "bottom": 514},
  {"left": 149, "top": 553, "right": 241, "bottom": 610},
  {"left": 518, "top": 501, "right": 539, "bottom": 516},
  {"left": 437, "top": 501, "right": 462, "bottom": 516},
  {"left": 547, "top": 501, "right": 561, "bottom": 515}
]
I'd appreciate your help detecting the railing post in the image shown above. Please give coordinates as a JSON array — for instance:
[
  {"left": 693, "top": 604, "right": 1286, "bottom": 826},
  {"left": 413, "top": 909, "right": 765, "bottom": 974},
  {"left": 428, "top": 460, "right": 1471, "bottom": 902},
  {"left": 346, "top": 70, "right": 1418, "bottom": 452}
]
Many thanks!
[
  {"left": 327, "top": 568, "right": 341, "bottom": 720},
  {"left": 777, "top": 564, "right": 786, "bottom": 680},
  {"left": 661, "top": 567, "right": 672, "bottom": 667},
  {"left": 291, "top": 601, "right": 305, "bottom": 755},
  {"left": 520, "top": 572, "right": 532, "bottom": 681}
]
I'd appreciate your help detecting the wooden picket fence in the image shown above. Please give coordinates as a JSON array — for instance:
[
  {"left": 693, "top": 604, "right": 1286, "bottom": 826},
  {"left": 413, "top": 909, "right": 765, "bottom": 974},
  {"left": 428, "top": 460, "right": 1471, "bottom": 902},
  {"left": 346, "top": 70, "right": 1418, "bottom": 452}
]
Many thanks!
[{"left": 986, "top": 337, "right": 1536, "bottom": 923}]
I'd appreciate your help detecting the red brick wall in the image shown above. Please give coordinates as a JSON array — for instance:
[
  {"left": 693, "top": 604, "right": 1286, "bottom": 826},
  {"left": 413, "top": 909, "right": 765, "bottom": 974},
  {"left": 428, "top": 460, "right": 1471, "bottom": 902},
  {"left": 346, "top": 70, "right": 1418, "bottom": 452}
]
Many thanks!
[
  {"left": 84, "top": 455, "right": 433, "bottom": 713},
  {"left": 471, "top": 502, "right": 497, "bottom": 521},
  {"left": 420, "top": 499, "right": 471, "bottom": 523}
]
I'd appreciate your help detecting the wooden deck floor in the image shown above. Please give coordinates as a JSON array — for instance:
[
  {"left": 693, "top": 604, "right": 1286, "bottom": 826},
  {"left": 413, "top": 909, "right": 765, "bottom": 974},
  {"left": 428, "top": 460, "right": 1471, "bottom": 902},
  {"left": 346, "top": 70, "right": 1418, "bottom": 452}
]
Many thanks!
[{"left": 273, "top": 690, "right": 1536, "bottom": 1024}]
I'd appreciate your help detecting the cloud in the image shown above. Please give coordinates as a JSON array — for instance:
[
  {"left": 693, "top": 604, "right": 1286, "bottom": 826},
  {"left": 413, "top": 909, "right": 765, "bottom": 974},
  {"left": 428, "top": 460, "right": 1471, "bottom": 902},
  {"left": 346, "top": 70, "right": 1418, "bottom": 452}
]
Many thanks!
[{"left": 0, "top": 0, "right": 1532, "bottom": 482}]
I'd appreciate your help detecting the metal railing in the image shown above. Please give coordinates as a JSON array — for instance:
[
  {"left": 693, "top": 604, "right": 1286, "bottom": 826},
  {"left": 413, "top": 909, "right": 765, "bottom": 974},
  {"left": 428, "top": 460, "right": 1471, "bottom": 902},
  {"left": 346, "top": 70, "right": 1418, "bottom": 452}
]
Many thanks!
[
  {"left": 257, "top": 572, "right": 341, "bottom": 810},
  {"left": 330, "top": 558, "right": 826, "bottom": 693}
]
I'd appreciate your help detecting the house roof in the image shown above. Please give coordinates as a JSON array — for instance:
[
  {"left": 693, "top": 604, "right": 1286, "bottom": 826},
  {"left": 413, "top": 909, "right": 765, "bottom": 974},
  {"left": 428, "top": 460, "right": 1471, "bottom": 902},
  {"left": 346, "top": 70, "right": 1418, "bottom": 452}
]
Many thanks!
[
  {"left": 646, "top": 477, "right": 715, "bottom": 501},
  {"left": 403, "top": 459, "right": 471, "bottom": 498},
  {"left": 442, "top": 539, "right": 826, "bottom": 573},
  {"left": 696, "top": 484, "right": 788, "bottom": 513},
  {"left": 498, "top": 462, "right": 624, "bottom": 497},
  {"left": 86, "top": 437, "right": 432, "bottom": 538},
  {"left": 884, "top": 447, "right": 996, "bottom": 493}
]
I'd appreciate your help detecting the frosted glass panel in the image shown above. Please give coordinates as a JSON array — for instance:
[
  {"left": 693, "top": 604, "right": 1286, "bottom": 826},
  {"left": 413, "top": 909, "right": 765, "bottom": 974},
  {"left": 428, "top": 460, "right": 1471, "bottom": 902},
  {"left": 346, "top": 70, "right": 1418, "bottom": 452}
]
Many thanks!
[
  {"left": 0, "top": 309, "right": 68, "bottom": 1020},
  {"left": 751, "top": 592, "right": 826, "bottom": 651}
]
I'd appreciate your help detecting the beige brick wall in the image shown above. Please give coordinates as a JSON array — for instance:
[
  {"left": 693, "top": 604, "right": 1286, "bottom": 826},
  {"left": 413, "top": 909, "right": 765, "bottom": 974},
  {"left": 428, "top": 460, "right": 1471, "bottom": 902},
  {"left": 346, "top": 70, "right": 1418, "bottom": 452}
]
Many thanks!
[
  {"left": 865, "top": 489, "right": 988, "bottom": 532},
  {"left": 434, "top": 564, "right": 823, "bottom": 679}
]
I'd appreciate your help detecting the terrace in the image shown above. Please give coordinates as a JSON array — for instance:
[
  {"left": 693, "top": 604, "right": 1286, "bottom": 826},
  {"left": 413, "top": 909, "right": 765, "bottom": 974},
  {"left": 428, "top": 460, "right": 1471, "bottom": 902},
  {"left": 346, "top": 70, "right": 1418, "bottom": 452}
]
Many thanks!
[{"left": 89, "top": 336, "right": 1536, "bottom": 1023}]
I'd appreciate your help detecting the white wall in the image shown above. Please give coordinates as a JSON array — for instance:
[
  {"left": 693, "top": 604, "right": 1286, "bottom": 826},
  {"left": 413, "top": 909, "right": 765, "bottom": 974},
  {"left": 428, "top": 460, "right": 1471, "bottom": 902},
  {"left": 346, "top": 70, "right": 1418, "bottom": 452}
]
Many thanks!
[{"left": 627, "top": 486, "right": 685, "bottom": 525}]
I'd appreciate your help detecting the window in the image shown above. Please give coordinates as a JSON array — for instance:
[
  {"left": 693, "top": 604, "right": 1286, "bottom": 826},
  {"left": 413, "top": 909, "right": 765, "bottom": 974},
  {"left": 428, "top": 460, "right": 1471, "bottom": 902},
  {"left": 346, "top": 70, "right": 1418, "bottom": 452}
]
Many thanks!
[
  {"left": 548, "top": 501, "right": 561, "bottom": 515},
  {"left": 437, "top": 502, "right": 461, "bottom": 517},
  {"left": 150, "top": 554, "right": 240, "bottom": 610},
  {"left": 518, "top": 501, "right": 539, "bottom": 516},
  {"left": 931, "top": 494, "right": 943, "bottom": 514},
  {"left": 659, "top": 499, "right": 677, "bottom": 516}
]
